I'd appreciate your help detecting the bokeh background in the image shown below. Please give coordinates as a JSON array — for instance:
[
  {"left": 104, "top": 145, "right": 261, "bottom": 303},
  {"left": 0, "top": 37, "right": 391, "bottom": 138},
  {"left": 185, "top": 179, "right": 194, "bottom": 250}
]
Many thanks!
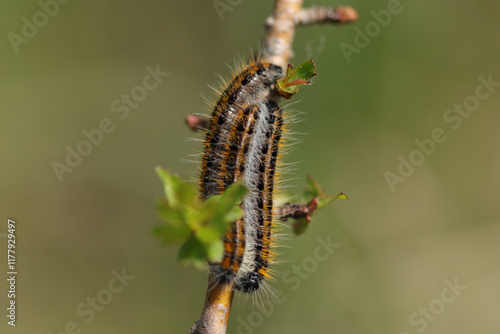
[{"left": 1, "top": 0, "right": 499, "bottom": 333}]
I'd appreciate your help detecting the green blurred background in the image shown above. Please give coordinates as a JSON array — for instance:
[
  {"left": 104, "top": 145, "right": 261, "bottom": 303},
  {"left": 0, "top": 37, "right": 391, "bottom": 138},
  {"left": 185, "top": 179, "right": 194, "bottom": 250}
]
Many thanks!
[{"left": 1, "top": 0, "right": 499, "bottom": 333}]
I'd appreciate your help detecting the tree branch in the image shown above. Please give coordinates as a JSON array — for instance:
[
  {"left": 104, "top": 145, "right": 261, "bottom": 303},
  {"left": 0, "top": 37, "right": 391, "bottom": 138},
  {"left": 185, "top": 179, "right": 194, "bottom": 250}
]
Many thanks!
[
  {"left": 189, "top": 277, "right": 235, "bottom": 334},
  {"left": 261, "top": 0, "right": 303, "bottom": 70},
  {"left": 294, "top": 6, "right": 358, "bottom": 27},
  {"left": 261, "top": 2, "right": 358, "bottom": 69},
  {"left": 278, "top": 197, "right": 319, "bottom": 223}
]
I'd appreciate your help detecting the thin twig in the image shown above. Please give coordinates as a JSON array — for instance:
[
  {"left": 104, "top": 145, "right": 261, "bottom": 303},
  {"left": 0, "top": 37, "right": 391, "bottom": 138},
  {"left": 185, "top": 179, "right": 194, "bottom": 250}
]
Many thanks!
[
  {"left": 294, "top": 6, "right": 358, "bottom": 27},
  {"left": 186, "top": 114, "right": 210, "bottom": 131},
  {"left": 278, "top": 197, "right": 319, "bottom": 223},
  {"left": 261, "top": 2, "right": 358, "bottom": 69},
  {"left": 189, "top": 277, "right": 235, "bottom": 334},
  {"left": 261, "top": 0, "right": 304, "bottom": 70}
]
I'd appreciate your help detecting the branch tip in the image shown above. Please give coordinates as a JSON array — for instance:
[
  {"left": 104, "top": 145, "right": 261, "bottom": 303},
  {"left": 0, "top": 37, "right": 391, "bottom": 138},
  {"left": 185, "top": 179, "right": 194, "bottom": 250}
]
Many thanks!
[
  {"left": 336, "top": 6, "right": 359, "bottom": 24},
  {"left": 186, "top": 114, "right": 210, "bottom": 131},
  {"left": 294, "top": 6, "right": 359, "bottom": 26}
]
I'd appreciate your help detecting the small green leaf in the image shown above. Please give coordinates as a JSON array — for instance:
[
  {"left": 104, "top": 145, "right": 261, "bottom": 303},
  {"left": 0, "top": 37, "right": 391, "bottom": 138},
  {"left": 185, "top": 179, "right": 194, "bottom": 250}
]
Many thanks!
[
  {"left": 276, "top": 59, "right": 317, "bottom": 99},
  {"left": 152, "top": 224, "right": 191, "bottom": 244},
  {"left": 304, "top": 175, "right": 347, "bottom": 208},
  {"left": 304, "top": 174, "right": 324, "bottom": 199},
  {"left": 156, "top": 199, "right": 185, "bottom": 225},
  {"left": 153, "top": 167, "right": 247, "bottom": 269},
  {"left": 205, "top": 239, "right": 224, "bottom": 263},
  {"left": 156, "top": 167, "right": 198, "bottom": 209},
  {"left": 178, "top": 236, "right": 206, "bottom": 268},
  {"left": 317, "top": 192, "right": 348, "bottom": 210},
  {"left": 156, "top": 167, "right": 180, "bottom": 207},
  {"left": 197, "top": 226, "right": 220, "bottom": 244},
  {"left": 203, "top": 181, "right": 246, "bottom": 233},
  {"left": 292, "top": 218, "right": 309, "bottom": 236},
  {"left": 286, "top": 176, "right": 348, "bottom": 235}
]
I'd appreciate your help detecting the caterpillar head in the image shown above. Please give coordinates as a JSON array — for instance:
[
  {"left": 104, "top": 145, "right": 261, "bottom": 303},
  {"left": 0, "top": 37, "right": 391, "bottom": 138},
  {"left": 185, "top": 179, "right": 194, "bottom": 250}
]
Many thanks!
[{"left": 236, "top": 272, "right": 263, "bottom": 293}]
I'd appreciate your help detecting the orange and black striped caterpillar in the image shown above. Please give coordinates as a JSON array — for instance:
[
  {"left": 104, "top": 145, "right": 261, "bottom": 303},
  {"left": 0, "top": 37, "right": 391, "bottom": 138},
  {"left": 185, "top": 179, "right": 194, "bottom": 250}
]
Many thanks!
[{"left": 199, "top": 60, "right": 284, "bottom": 293}]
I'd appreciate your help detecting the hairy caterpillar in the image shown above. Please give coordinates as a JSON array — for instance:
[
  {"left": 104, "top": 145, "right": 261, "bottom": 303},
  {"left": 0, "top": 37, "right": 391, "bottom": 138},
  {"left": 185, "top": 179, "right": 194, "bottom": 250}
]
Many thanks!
[{"left": 199, "top": 60, "right": 284, "bottom": 293}]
